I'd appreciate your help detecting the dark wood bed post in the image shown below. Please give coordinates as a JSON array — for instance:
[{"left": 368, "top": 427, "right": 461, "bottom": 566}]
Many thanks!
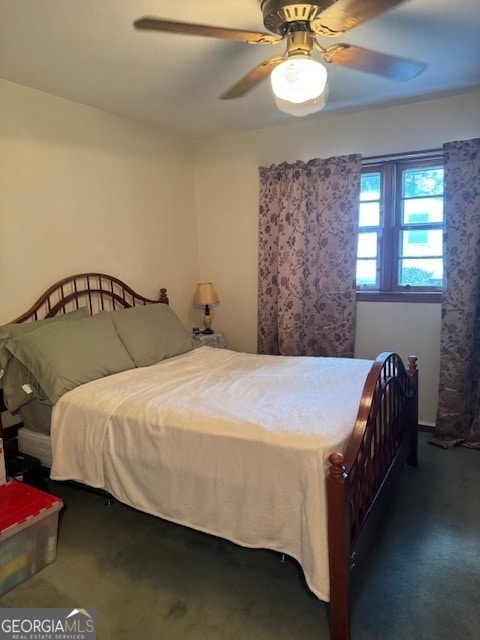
[
  {"left": 327, "top": 453, "right": 351, "bottom": 640},
  {"left": 158, "top": 288, "right": 169, "bottom": 305}
]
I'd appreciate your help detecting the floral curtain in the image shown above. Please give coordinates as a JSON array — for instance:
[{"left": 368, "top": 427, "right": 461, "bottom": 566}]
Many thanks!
[
  {"left": 257, "top": 154, "right": 361, "bottom": 357},
  {"left": 433, "top": 137, "right": 480, "bottom": 449}
]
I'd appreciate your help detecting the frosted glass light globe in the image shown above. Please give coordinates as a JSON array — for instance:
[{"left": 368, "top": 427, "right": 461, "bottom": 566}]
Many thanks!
[{"left": 271, "top": 56, "right": 328, "bottom": 104}]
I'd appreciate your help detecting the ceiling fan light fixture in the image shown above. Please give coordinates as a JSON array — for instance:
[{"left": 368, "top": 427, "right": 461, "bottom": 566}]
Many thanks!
[
  {"left": 274, "top": 82, "right": 329, "bottom": 116},
  {"left": 270, "top": 55, "right": 327, "bottom": 104}
]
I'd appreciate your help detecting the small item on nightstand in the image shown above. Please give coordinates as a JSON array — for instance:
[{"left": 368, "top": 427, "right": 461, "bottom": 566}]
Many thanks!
[{"left": 193, "top": 331, "right": 227, "bottom": 349}]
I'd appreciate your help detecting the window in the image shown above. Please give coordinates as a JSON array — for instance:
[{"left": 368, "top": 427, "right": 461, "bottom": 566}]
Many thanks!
[{"left": 356, "top": 153, "right": 444, "bottom": 301}]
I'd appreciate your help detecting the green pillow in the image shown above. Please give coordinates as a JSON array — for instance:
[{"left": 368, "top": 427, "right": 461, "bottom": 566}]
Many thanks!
[
  {"left": 0, "top": 307, "right": 89, "bottom": 412},
  {"left": 109, "top": 303, "right": 193, "bottom": 368},
  {"left": 6, "top": 312, "right": 135, "bottom": 405}
]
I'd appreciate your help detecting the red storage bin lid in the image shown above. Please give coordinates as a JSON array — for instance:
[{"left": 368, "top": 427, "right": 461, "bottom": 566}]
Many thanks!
[{"left": 0, "top": 480, "right": 63, "bottom": 537}]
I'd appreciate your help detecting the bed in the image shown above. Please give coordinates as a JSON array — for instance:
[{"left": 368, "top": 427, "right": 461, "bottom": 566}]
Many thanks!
[{"left": 0, "top": 272, "right": 418, "bottom": 640}]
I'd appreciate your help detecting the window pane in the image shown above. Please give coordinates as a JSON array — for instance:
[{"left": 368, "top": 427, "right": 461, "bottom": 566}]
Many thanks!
[
  {"left": 399, "top": 258, "right": 443, "bottom": 287},
  {"left": 403, "top": 197, "right": 444, "bottom": 224},
  {"left": 400, "top": 229, "right": 443, "bottom": 257},
  {"left": 356, "top": 259, "right": 378, "bottom": 287},
  {"left": 402, "top": 168, "right": 444, "bottom": 198},
  {"left": 359, "top": 201, "right": 380, "bottom": 227},
  {"left": 357, "top": 231, "right": 377, "bottom": 258},
  {"left": 357, "top": 156, "right": 444, "bottom": 295},
  {"left": 360, "top": 173, "right": 381, "bottom": 201}
]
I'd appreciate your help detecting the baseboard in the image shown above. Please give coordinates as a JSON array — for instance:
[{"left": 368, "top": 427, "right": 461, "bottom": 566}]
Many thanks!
[{"left": 419, "top": 423, "right": 435, "bottom": 433}]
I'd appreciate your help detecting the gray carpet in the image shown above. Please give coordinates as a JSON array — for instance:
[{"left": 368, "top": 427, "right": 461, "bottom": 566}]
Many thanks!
[{"left": 1, "top": 433, "right": 478, "bottom": 639}]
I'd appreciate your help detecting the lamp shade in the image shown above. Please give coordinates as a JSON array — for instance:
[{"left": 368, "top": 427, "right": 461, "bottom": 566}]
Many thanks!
[
  {"left": 193, "top": 282, "right": 219, "bottom": 306},
  {"left": 271, "top": 56, "right": 328, "bottom": 104}
]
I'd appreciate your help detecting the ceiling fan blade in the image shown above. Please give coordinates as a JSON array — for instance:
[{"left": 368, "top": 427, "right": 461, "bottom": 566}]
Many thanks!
[
  {"left": 134, "top": 17, "right": 279, "bottom": 44},
  {"left": 311, "top": 0, "right": 409, "bottom": 36},
  {"left": 221, "top": 56, "right": 285, "bottom": 99},
  {"left": 324, "top": 44, "right": 426, "bottom": 81}
]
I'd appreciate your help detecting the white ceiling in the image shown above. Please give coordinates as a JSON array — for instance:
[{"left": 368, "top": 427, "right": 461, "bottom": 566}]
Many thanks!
[{"left": 1, "top": 0, "right": 479, "bottom": 139}]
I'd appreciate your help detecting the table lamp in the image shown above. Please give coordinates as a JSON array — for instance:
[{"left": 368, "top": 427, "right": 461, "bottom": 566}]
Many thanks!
[{"left": 193, "top": 282, "right": 219, "bottom": 334}]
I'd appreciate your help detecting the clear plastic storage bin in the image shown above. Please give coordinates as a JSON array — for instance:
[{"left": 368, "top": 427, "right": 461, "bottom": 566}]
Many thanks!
[{"left": 0, "top": 480, "right": 63, "bottom": 596}]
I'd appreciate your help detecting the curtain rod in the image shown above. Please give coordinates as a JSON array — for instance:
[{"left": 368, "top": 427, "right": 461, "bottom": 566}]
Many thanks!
[{"left": 363, "top": 148, "right": 442, "bottom": 163}]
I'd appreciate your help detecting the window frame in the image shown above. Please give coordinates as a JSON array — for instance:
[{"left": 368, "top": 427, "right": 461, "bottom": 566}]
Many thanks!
[{"left": 356, "top": 150, "right": 443, "bottom": 304}]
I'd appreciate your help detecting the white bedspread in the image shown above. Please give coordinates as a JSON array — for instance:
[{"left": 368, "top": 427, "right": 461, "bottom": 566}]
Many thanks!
[{"left": 50, "top": 347, "right": 373, "bottom": 601}]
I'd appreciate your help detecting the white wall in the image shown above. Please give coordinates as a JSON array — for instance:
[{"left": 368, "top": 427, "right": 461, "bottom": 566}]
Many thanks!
[
  {"left": 193, "top": 90, "right": 480, "bottom": 426},
  {"left": 0, "top": 79, "right": 198, "bottom": 325},
  {"left": 354, "top": 302, "right": 441, "bottom": 429}
]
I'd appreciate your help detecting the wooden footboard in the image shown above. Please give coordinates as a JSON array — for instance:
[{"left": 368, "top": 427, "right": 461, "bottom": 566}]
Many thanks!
[{"left": 327, "top": 352, "right": 418, "bottom": 640}]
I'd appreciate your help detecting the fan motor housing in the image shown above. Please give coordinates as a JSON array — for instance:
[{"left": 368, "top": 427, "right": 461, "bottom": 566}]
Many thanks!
[{"left": 260, "top": 0, "right": 335, "bottom": 35}]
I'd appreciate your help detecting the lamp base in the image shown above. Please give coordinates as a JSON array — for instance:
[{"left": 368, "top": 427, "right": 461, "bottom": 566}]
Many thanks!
[{"left": 202, "top": 328, "right": 214, "bottom": 334}]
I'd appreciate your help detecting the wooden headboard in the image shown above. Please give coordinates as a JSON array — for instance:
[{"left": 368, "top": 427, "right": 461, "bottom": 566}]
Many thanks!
[{"left": 11, "top": 273, "right": 169, "bottom": 323}]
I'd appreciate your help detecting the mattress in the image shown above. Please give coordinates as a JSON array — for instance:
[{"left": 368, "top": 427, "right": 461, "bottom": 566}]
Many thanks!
[
  {"left": 50, "top": 347, "right": 373, "bottom": 601},
  {"left": 17, "top": 427, "right": 53, "bottom": 468}
]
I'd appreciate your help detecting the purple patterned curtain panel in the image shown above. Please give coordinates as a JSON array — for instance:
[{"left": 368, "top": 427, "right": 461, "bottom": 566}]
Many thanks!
[
  {"left": 433, "top": 137, "right": 480, "bottom": 449},
  {"left": 257, "top": 154, "right": 361, "bottom": 357}
]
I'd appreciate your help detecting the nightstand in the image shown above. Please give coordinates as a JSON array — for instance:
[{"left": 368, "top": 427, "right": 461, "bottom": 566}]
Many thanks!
[{"left": 193, "top": 331, "right": 227, "bottom": 349}]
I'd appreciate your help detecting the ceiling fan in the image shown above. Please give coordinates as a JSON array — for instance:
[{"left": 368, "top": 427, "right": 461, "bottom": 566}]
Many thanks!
[{"left": 133, "top": 0, "right": 426, "bottom": 114}]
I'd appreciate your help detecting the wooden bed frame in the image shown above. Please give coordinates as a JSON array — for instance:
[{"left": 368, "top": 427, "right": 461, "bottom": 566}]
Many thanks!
[{"left": 7, "top": 272, "right": 419, "bottom": 640}]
